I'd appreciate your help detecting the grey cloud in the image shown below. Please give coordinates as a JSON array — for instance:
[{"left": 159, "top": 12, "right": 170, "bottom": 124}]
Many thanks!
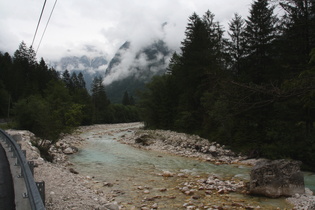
[{"left": 0, "top": 0, "right": 253, "bottom": 61}]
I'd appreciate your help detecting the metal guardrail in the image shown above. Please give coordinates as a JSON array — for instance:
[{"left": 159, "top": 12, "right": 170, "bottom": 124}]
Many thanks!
[{"left": 0, "top": 129, "right": 45, "bottom": 210}]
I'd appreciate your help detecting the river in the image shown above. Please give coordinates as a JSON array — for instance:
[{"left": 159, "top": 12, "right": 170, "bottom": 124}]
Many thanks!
[{"left": 69, "top": 123, "right": 314, "bottom": 209}]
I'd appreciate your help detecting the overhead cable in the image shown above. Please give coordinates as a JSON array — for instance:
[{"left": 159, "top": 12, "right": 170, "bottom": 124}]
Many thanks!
[
  {"left": 36, "top": 0, "right": 58, "bottom": 54},
  {"left": 31, "top": 0, "right": 47, "bottom": 47}
]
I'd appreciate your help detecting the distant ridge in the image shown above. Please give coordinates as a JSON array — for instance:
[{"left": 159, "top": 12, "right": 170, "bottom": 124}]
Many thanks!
[{"left": 104, "top": 39, "right": 171, "bottom": 103}]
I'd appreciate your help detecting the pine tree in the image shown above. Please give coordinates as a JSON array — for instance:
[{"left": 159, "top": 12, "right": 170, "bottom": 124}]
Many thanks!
[
  {"left": 13, "top": 41, "right": 29, "bottom": 63},
  {"left": 172, "top": 12, "right": 212, "bottom": 131},
  {"left": 28, "top": 46, "right": 37, "bottom": 66},
  {"left": 91, "top": 76, "right": 110, "bottom": 123},
  {"left": 12, "top": 42, "right": 39, "bottom": 99},
  {"left": 77, "top": 72, "right": 86, "bottom": 89},
  {"left": 228, "top": 13, "right": 246, "bottom": 74},
  {"left": 139, "top": 75, "right": 176, "bottom": 129},
  {"left": 243, "top": 0, "right": 278, "bottom": 83},
  {"left": 62, "top": 70, "right": 72, "bottom": 89},
  {"left": 279, "top": 0, "right": 315, "bottom": 74},
  {"left": 122, "top": 91, "right": 131, "bottom": 105},
  {"left": 162, "top": 11, "right": 227, "bottom": 132},
  {"left": 0, "top": 52, "right": 12, "bottom": 95},
  {"left": 129, "top": 95, "right": 135, "bottom": 106},
  {"left": 71, "top": 72, "right": 79, "bottom": 90}
]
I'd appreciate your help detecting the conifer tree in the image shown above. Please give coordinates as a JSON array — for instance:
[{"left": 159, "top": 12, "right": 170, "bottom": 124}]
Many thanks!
[
  {"left": 173, "top": 12, "right": 213, "bottom": 131},
  {"left": 77, "top": 72, "right": 86, "bottom": 89},
  {"left": 62, "top": 70, "right": 72, "bottom": 89},
  {"left": 122, "top": 91, "right": 131, "bottom": 105},
  {"left": 71, "top": 72, "right": 79, "bottom": 90},
  {"left": 91, "top": 76, "right": 110, "bottom": 123},
  {"left": 14, "top": 41, "right": 29, "bottom": 63},
  {"left": 279, "top": 0, "right": 315, "bottom": 74},
  {"left": 243, "top": 0, "right": 278, "bottom": 83},
  {"left": 228, "top": 13, "right": 246, "bottom": 74}
]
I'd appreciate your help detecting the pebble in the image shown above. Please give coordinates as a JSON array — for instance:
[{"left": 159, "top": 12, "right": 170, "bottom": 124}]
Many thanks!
[
  {"left": 192, "top": 195, "right": 201, "bottom": 199},
  {"left": 151, "top": 203, "right": 158, "bottom": 209},
  {"left": 185, "top": 190, "right": 194, "bottom": 195},
  {"left": 7, "top": 124, "right": 315, "bottom": 210},
  {"left": 162, "top": 170, "right": 174, "bottom": 177}
]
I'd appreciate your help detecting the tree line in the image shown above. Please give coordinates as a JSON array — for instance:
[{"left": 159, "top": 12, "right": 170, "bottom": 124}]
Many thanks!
[
  {"left": 139, "top": 0, "right": 315, "bottom": 170},
  {"left": 0, "top": 42, "right": 139, "bottom": 158}
]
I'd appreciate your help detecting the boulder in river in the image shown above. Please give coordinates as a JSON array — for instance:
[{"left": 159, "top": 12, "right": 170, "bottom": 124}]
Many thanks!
[
  {"left": 249, "top": 159, "right": 305, "bottom": 198},
  {"left": 135, "top": 134, "right": 154, "bottom": 146}
]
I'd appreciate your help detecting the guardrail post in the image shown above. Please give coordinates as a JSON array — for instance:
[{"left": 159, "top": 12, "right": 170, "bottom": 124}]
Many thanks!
[
  {"left": 22, "top": 149, "right": 26, "bottom": 157},
  {"left": 36, "top": 181, "right": 45, "bottom": 206},
  {"left": 28, "top": 161, "right": 35, "bottom": 175},
  {"left": 0, "top": 129, "right": 46, "bottom": 210},
  {"left": 14, "top": 156, "right": 19, "bottom": 166}
]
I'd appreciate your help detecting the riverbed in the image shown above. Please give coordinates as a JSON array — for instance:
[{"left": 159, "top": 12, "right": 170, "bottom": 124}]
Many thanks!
[{"left": 69, "top": 123, "right": 301, "bottom": 209}]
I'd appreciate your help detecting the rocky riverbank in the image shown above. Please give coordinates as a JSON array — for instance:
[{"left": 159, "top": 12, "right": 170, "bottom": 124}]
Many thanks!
[
  {"left": 5, "top": 122, "right": 315, "bottom": 209},
  {"left": 120, "top": 129, "right": 248, "bottom": 165},
  {"left": 119, "top": 128, "right": 315, "bottom": 209},
  {"left": 5, "top": 124, "right": 130, "bottom": 210}
]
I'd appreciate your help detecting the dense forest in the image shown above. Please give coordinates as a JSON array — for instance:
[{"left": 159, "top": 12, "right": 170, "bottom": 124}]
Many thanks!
[
  {"left": 0, "top": 42, "right": 139, "bottom": 145},
  {"left": 1, "top": 0, "right": 315, "bottom": 169},
  {"left": 139, "top": 0, "right": 315, "bottom": 170}
]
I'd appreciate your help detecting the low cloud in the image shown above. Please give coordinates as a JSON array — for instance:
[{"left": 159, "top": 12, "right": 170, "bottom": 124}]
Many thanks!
[
  {"left": 103, "top": 40, "right": 171, "bottom": 85},
  {"left": 1, "top": 0, "right": 253, "bottom": 81}
]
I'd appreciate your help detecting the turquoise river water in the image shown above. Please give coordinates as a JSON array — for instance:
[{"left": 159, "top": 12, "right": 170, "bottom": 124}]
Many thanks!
[{"left": 69, "top": 124, "right": 315, "bottom": 209}]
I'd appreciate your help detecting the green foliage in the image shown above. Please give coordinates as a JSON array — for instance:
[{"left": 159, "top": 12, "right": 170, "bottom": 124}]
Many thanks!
[
  {"left": 13, "top": 81, "right": 84, "bottom": 141},
  {"left": 0, "top": 41, "right": 141, "bottom": 161},
  {"left": 139, "top": 3, "right": 315, "bottom": 170},
  {"left": 242, "top": 0, "right": 279, "bottom": 83},
  {"left": 0, "top": 82, "right": 10, "bottom": 118},
  {"left": 65, "top": 104, "right": 84, "bottom": 128},
  {"left": 122, "top": 91, "right": 132, "bottom": 105},
  {"left": 13, "top": 95, "right": 55, "bottom": 140},
  {"left": 139, "top": 75, "right": 177, "bottom": 129},
  {"left": 278, "top": 0, "right": 315, "bottom": 75},
  {"left": 91, "top": 76, "right": 111, "bottom": 123},
  {"left": 108, "top": 104, "right": 140, "bottom": 123},
  {"left": 228, "top": 13, "right": 246, "bottom": 73}
]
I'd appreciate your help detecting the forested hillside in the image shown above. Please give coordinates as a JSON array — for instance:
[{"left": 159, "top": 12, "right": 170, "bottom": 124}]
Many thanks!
[
  {"left": 0, "top": 42, "right": 139, "bottom": 144},
  {"left": 139, "top": 0, "right": 315, "bottom": 170},
  {"left": 1, "top": 0, "right": 314, "bottom": 168},
  {"left": 105, "top": 40, "right": 171, "bottom": 103}
]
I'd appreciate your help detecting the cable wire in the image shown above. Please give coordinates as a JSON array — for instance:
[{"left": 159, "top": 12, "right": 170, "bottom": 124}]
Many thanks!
[
  {"left": 36, "top": 0, "right": 58, "bottom": 54},
  {"left": 31, "top": 0, "right": 47, "bottom": 47}
]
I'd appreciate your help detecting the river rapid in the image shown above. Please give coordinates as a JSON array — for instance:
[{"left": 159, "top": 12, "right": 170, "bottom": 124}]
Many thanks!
[{"left": 69, "top": 123, "right": 313, "bottom": 209}]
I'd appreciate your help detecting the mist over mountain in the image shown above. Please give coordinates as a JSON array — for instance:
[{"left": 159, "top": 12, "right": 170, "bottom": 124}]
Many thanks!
[
  {"left": 51, "top": 55, "right": 108, "bottom": 90},
  {"left": 104, "top": 39, "right": 172, "bottom": 103},
  {"left": 54, "top": 55, "right": 108, "bottom": 72},
  {"left": 52, "top": 39, "right": 172, "bottom": 103}
]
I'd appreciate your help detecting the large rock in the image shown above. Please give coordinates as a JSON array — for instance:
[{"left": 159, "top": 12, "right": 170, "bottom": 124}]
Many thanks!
[
  {"left": 135, "top": 134, "right": 154, "bottom": 146},
  {"left": 249, "top": 159, "right": 305, "bottom": 198},
  {"left": 63, "top": 146, "right": 78, "bottom": 154}
]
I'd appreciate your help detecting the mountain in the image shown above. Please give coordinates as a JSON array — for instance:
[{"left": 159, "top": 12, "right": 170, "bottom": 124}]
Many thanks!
[
  {"left": 105, "top": 41, "right": 131, "bottom": 76},
  {"left": 51, "top": 55, "right": 108, "bottom": 90},
  {"left": 51, "top": 40, "right": 172, "bottom": 103},
  {"left": 104, "top": 40, "right": 172, "bottom": 103}
]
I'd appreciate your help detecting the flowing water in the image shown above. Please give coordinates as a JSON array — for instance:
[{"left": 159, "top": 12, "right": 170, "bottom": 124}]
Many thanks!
[{"left": 69, "top": 123, "right": 314, "bottom": 209}]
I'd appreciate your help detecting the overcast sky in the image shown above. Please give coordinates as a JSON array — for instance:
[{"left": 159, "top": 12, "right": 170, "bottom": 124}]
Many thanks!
[{"left": 0, "top": 0, "right": 254, "bottom": 62}]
